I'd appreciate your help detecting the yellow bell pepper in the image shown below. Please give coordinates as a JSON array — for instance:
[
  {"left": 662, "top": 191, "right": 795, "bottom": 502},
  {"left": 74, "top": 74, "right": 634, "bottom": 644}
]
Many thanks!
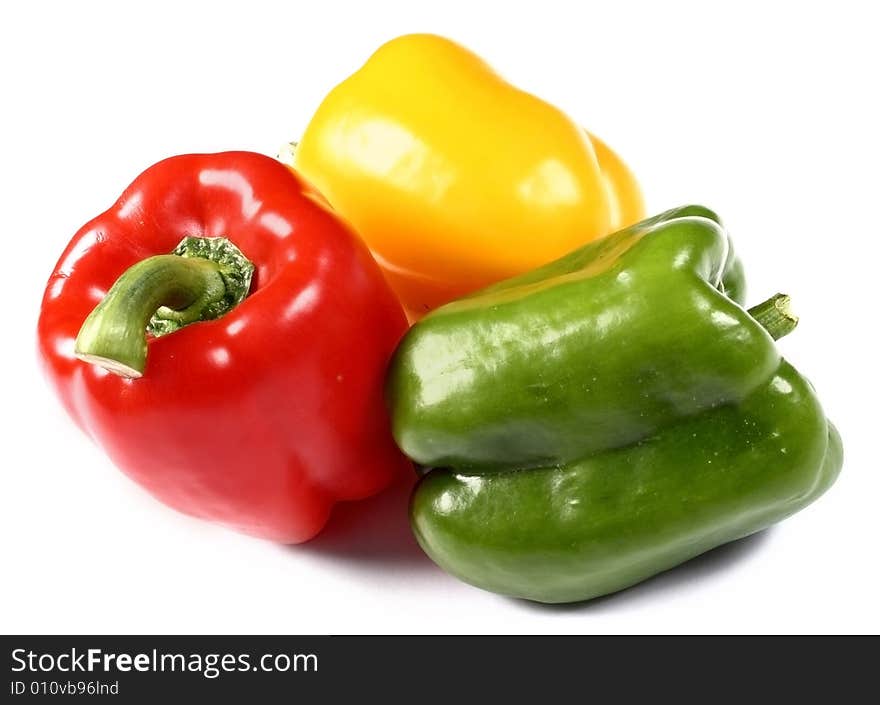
[{"left": 294, "top": 34, "right": 644, "bottom": 317}]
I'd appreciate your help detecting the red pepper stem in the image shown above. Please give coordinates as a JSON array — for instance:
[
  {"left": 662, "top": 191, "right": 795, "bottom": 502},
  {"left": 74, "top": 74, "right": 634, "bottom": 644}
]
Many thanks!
[
  {"left": 748, "top": 293, "right": 798, "bottom": 341},
  {"left": 74, "top": 237, "right": 254, "bottom": 378}
]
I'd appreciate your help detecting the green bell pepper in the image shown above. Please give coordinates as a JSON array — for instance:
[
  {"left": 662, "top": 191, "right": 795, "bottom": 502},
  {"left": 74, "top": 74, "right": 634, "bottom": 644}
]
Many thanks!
[{"left": 388, "top": 206, "right": 842, "bottom": 604}]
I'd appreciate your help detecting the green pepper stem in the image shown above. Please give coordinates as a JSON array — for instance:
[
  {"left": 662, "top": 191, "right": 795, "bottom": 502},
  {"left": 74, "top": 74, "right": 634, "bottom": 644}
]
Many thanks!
[
  {"left": 748, "top": 293, "right": 798, "bottom": 340},
  {"left": 74, "top": 237, "right": 254, "bottom": 378},
  {"left": 277, "top": 141, "right": 298, "bottom": 167}
]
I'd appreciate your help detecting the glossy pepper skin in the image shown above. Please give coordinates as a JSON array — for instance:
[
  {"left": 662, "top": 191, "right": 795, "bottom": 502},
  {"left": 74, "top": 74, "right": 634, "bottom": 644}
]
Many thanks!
[
  {"left": 389, "top": 206, "right": 842, "bottom": 603},
  {"left": 38, "top": 151, "right": 410, "bottom": 543},
  {"left": 293, "top": 33, "right": 644, "bottom": 318}
]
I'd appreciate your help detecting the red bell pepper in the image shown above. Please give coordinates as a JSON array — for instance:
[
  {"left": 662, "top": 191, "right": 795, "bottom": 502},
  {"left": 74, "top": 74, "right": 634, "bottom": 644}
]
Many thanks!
[{"left": 38, "top": 151, "right": 410, "bottom": 542}]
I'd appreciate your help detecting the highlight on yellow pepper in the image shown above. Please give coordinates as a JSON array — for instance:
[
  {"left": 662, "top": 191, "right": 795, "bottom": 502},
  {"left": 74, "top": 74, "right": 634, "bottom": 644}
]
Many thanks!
[{"left": 293, "top": 33, "right": 644, "bottom": 318}]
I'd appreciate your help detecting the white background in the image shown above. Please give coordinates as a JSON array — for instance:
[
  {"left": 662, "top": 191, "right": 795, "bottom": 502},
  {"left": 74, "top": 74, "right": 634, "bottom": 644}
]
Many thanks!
[{"left": 2, "top": 0, "right": 878, "bottom": 634}]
